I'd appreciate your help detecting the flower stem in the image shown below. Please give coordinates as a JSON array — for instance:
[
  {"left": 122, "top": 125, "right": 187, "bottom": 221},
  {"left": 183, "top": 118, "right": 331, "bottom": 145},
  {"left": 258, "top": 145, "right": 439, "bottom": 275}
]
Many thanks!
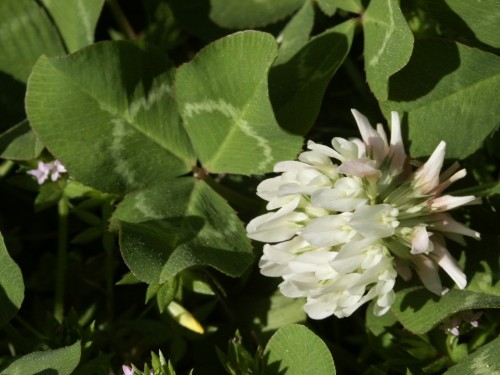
[{"left": 54, "top": 194, "right": 69, "bottom": 322}]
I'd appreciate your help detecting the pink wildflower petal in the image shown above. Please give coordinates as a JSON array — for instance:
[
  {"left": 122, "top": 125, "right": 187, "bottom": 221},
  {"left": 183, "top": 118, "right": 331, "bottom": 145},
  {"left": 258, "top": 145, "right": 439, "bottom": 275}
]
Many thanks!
[
  {"left": 53, "top": 160, "right": 67, "bottom": 173},
  {"left": 122, "top": 365, "right": 134, "bottom": 375},
  {"left": 27, "top": 161, "right": 51, "bottom": 184}
]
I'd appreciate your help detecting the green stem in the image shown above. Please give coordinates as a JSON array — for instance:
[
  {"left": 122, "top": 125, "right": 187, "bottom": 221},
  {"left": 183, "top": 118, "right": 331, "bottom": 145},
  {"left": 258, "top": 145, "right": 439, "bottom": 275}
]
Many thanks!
[
  {"left": 105, "top": 0, "right": 138, "bottom": 39},
  {"left": 14, "top": 316, "right": 46, "bottom": 339},
  {"left": 54, "top": 194, "right": 69, "bottom": 322}
]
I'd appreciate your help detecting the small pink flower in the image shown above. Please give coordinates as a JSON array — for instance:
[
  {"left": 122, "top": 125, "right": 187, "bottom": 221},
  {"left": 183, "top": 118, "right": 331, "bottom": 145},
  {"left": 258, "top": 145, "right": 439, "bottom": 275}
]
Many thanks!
[{"left": 27, "top": 160, "right": 67, "bottom": 184}]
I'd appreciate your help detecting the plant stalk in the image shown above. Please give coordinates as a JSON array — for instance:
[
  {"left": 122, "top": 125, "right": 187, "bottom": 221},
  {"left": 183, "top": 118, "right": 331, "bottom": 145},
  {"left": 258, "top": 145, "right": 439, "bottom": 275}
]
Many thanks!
[
  {"left": 105, "top": 0, "right": 138, "bottom": 39},
  {"left": 54, "top": 195, "right": 69, "bottom": 322}
]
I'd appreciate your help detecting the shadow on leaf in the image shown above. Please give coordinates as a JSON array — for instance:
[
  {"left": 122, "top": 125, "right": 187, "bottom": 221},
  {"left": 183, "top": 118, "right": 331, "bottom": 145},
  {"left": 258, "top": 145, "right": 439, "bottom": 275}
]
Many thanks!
[
  {"left": 119, "top": 216, "right": 204, "bottom": 284},
  {"left": 398, "top": 287, "right": 440, "bottom": 312},
  {"left": 424, "top": 1, "right": 500, "bottom": 53},
  {"left": 388, "top": 39, "right": 460, "bottom": 102},
  {"left": 262, "top": 350, "right": 287, "bottom": 375},
  {"left": 270, "top": 31, "right": 349, "bottom": 135},
  {"left": 0, "top": 71, "right": 26, "bottom": 131},
  {"left": 0, "top": 283, "right": 20, "bottom": 328}
]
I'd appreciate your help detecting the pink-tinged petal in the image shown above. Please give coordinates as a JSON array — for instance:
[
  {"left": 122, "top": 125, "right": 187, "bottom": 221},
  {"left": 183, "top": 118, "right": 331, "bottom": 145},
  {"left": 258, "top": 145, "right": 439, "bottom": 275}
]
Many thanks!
[
  {"left": 411, "top": 226, "right": 434, "bottom": 254},
  {"left": 53, "top": 160, "right": 67, "bottom": 173},
  {"left": 413, "top": 254, "right": 443, "bottom": 295},
  {"left": 337, "top": 159, "right": 380, "bottom": 177},
  {"left": 414, "top": 141, "right": 446, "bottom": 193},
  {"left": 439, "top": 161, "right": 461, "bottom": 181},
  {"left": 432, "top": 168, "right": 467, "bottom": 195},
  {"left": 376, "top": 123, "right": 389, "bottom": 149},
  {"left": 351, "top": 109, "right": 386, "bottom": 163},
  {"left": 431, "top": 195, "right": 481, "bottom": 211},
  {"left": 388, "top": 111, "right": 407, "bottom": 175},
  {"left": 122, "top": 365, "right": 134, "bottom": 375},
  {"left": 430, "top": 240, "right": 467, "bottom": 289},
  {"left": 394, "top": 259, "right": 413, "bottom": 281},
  {"left": 27, "top": 161, "right": 51, "bottom": 184},
  {"left": 430, "top": 213, "right": 481, "bottom": 240}
]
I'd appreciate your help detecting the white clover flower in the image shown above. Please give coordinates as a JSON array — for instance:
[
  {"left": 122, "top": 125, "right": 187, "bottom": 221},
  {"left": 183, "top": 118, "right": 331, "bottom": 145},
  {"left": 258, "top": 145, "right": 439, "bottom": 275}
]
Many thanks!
[
  {"left": 27, "top": 160, "right": 67, "bottom": 184},
  {"left": 247, "top": 109, "right": 481, "bottom": 319}
]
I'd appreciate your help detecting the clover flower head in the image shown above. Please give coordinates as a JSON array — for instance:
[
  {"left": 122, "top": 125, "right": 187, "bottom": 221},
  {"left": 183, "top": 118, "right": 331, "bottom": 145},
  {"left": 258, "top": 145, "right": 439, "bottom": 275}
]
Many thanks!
[
  {"left": 27, "top": 160, "right": 67, "bottom": 184},
  {"left": 246, "top": 109, "right": 481, "bottom": 319}
]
